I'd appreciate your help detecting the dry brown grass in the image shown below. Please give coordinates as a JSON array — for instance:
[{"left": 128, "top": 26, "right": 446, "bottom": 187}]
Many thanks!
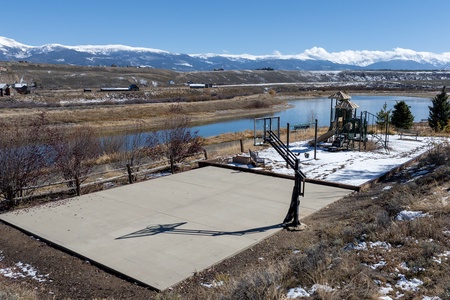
[{"left": 0, "top": 277, "right": 39, "bottom": 300}]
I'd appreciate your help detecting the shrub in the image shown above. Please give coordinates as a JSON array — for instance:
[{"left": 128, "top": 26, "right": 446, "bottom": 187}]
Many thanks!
[{"left": 219, "top": 267, "right": 284, "bottom": 300}]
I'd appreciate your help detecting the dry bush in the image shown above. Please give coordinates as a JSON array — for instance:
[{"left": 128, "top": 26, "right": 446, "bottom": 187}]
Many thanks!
[
  {"left": 331, "top": 270, "right": 379, "bottom": 300},
  {"left": 218, "top": 266, "right": 285, "bottom": 300},
  {"left": 375, "top": 184, "right": 417, "bottom": 218},
  {"left": 288, "top": 241, "right": 337, "bottom": 286},
  {"left": 245, "top": 99, "right": 271, "bottom": 109},
  {"left": 398, "top": 216, "right": 447, "bottom": 242},
  {"left": 419, "top": 140, "right": 450, "bottom": 167}
]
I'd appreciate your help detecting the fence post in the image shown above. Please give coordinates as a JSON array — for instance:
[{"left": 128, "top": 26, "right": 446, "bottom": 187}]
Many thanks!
[
  {"left": 240, "top": 139, "right": 244, "bottom": 153},
  {"left": 75, "top": 175, "right": 81, "bottom": 196},
  {"left": 203, "top": 149, "right": 208, "bottom": 160},
  {"left": 127, "top": 164, "right": 133, "bottom": 184}
]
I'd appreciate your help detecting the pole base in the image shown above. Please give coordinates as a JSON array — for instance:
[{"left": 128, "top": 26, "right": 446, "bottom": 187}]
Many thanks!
[{"left": 282, "top": 222, "right": 308, "bottom": 231}]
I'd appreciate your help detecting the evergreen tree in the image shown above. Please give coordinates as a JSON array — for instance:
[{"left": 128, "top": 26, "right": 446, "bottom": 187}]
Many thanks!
[
  {"left": 391, "top": 100, "right": 414, "bottom": 130},
  {"left": 428, "top": 86, "right": 450, "bottom": 132},
  {"left": 376, "top": 102, "right": 391, "bottom": 130}
]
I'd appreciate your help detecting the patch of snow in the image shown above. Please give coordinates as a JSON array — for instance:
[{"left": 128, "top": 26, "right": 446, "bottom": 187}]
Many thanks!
[
  {"left": 432, "top": 250, "right": 450, "bottom": 264},
  {"left": 287, "top": 286, "right": 310, "bottom": 298},
  {"left": 286, "top": 283, "right": 334, "bottom": 299},
  {"left": 378, "top": 282, "right": 393, "bottom": 297},
  {"left": 252, "top": 136, "right": 445, "bottom": 186},
  {"left": 346, "top": 240, "right": 391, "bottom": 252},
  {"left": 369, "top": 241, "right": 392, "bottom": 250},
  {"left": 309, "top": 284, "right": 334, "bottom": 293},
  {"left": 344, "top": 241, "right": 363, "bottom": 251},
  {"left": 200, "top": 280, "right": 223, "bottom": 288},
  {"left": 382, "top": 186, "right": 393, "bottom": 190},
  {"left": 0, "top": 261, "right": 49, "bottom": 282},
  {"left": 395, "top": 274, "right": 423, "bottom": 292},
  {"left": 395, "top": 210, "right": 429, "bottom": 221},
  {"left": 370, "top": 260, "right": 387, "bottom": 270},
  {"left": 398, "top": 262, "right": 410, "bottom": 271}
]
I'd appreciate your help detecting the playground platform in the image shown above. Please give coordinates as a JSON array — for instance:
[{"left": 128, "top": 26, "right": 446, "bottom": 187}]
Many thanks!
[{"left": 0, "top": 166, "right": 353, "bottom": 291}]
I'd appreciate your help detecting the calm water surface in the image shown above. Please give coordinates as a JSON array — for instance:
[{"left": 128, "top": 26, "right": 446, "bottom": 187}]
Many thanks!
[{"left": 192, "top": 95, "right": 431, "bottom": 137}]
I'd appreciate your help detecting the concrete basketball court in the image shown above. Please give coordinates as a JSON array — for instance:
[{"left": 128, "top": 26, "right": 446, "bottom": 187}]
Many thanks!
[{"left": 0, "top": 166, "right": 353, "bottom": 291}]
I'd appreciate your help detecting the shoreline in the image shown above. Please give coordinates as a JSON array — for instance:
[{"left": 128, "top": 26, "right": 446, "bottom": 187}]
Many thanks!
[{"left": 0, "top": 90, "right": 435, "bottom": 135}]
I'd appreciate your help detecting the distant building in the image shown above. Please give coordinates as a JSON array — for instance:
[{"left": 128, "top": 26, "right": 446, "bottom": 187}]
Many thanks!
[
  {"left": 13, "top": 83, "right": 29, "bottom": 94},
  {"left": 100, "top": 84, "right": 139, "bottom": 92},
  {"left": 0, "top": 84, "right": 7, "bottom": 96},
  {"left": 189, "top": 83, "right": 213, "bottom": 89}
]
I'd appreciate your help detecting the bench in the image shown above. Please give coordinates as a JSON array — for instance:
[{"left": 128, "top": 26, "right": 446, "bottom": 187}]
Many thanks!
[
  {"left": 399, "top": 129, "right": 419, "bottom": 140},
  {"left": 249, "top": 149, "right": 265, "bottom": 167}
]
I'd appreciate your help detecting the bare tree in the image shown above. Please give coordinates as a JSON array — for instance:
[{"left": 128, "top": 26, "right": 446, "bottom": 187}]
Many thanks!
[
  {"left": 102, "top": 123, "right": 158, "bottom": 183},
  {"left": 0, "top": 114, "right": 51, "bottom": 208},
  {"left": 51, "top": 126, "right": 101, "bottom": 196},
  {"left": 154, "top": 114, "right": 204, "bottom": 174}
]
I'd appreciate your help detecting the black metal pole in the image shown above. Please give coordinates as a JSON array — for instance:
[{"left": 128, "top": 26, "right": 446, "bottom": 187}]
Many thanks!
[
  {"left": 314, "top": 119, "right": 318, "bottom": 160},
  {"left": 287, "top": 123, "right": 290, "bottom": 148},
  {"left": 293, "top": 159, "right": 301, "bottom": 226}
]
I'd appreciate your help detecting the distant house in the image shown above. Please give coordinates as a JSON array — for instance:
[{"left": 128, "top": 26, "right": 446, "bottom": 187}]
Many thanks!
[
  {"left": 13, "top": 83, "right": 29, "bottom": 94},
  {"left": 0, "top": 84, "right": 7, "bottom": 96}
]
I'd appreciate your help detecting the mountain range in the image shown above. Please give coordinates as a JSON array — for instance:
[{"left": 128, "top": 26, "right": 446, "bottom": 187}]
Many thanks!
[{"left": 1, "top": 36, "right": 449, "bottom": 71}]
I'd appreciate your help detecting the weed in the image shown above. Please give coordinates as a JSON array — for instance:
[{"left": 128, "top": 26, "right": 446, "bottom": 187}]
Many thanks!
[
  {"left": 218, "top": 267, "right": 284, "bottom": 300},
  {"left": 376, "top": 210, "right": 392, "bottom": 229}
]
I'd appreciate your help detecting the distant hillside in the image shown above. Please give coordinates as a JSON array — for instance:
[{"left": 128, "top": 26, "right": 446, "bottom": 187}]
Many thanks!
[
  {"left": 1, "top": 61, "right": 450, "bottom": 91},
  {"left": 1, "top": 36, "right": 450, "bottom": 71}
]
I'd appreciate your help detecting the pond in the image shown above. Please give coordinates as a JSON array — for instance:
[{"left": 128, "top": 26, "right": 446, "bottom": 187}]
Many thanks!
[{"left": 192, "top": 95, "right": 432, "bottom": 137}]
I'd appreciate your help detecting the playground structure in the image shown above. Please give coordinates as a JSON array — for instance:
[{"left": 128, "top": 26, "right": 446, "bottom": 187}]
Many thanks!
[
  {"left": 313, "top": 91, "right": 389, "bottom": 151},
  {"left": 251, "top": 92, "right": 390, "bottom": 226}
]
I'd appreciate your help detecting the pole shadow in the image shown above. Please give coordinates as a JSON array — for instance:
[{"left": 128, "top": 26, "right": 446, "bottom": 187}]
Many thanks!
[{"left": 116, "top": 222, "right": 283, "bottom": 240}]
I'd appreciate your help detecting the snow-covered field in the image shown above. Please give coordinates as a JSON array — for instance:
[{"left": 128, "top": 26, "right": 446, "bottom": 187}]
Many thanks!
[{"left": 231, "top": 135, "right": 445, "bottom": 186}]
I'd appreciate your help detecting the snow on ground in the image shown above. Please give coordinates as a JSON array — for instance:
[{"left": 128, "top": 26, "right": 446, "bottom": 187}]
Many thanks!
[
  {"left": 0, "top": 251, "right": 49, "bottom": 282},
  {"left": 234, "top": 135, "right": 445, "bottom": 186}
]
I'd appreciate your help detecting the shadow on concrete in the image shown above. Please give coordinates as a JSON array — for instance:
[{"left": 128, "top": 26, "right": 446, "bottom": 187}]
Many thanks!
[{"left": 116, "top": 222, "right": 283, "bottom": 240}]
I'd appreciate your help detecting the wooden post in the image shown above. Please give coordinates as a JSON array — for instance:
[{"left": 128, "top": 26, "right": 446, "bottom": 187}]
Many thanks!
[
  {"left": 203, "top": 149, "right": 208, "bottom": 160},
  {"left": 127, "top": 164, "right": 133, "bottom": 184},
  {"left": 240, "top": 139, "right": 244, "bottom": 153},
  {"left": 75, "top": 175, "right": 81, "bottom": 196}
]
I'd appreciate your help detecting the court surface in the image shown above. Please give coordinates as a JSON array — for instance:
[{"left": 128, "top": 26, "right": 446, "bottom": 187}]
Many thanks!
[{"left": 0, "top": 166, "right": 353, "bottom": 291}]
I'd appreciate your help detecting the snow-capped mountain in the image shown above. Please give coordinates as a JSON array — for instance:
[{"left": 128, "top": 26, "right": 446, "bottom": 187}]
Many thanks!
[{"left": 1, "top": 36, "right": 449, "bottom": 71}]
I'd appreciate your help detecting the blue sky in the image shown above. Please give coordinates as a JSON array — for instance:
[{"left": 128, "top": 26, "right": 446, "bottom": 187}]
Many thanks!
[{"left": 3, "top": 0, "right": 449, "bottom": 55}]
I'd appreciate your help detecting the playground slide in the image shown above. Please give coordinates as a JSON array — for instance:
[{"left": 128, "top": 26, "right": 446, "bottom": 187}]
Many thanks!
[{"left": 308, "top": 130, "right": 334, "bottom": 145}]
